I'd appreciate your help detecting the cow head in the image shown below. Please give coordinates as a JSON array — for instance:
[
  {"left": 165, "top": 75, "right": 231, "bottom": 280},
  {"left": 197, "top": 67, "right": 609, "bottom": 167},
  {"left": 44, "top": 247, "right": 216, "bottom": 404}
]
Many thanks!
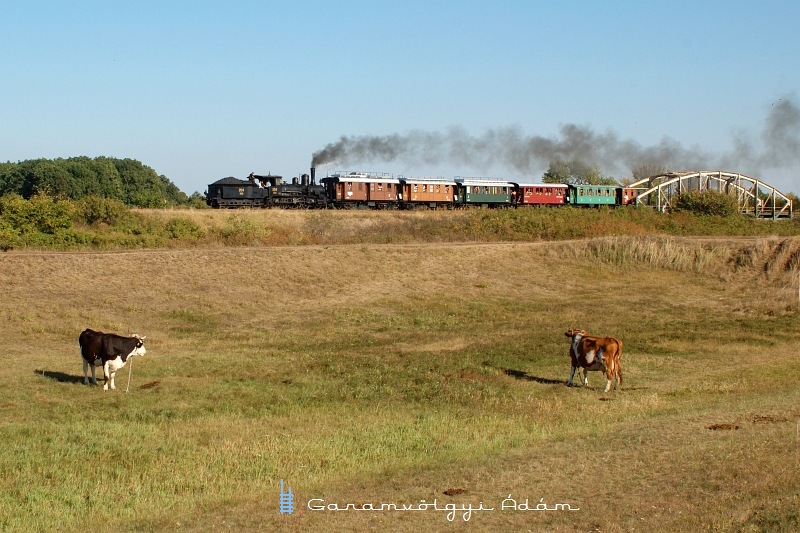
[
  {"left": 564, "top": 329, "right": 588, "bottom": 339},
  {"left": 131, "top": 334, "right": 147, "bottom": 357}
]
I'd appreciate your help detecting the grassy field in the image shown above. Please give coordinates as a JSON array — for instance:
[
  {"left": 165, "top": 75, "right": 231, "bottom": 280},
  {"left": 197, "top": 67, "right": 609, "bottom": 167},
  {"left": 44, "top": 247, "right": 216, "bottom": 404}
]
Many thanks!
[{"left": 1, "top": 222, "right": 799, "bottom": 531}]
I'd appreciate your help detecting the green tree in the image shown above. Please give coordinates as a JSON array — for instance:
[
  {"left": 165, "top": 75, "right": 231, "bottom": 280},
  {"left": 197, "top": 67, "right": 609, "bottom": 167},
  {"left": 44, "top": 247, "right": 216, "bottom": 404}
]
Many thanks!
[
  {"left": 542, "top": 160, "right": 617, "bottom": 185},
  {"left": 187, "top": 191, "right": 208, "bottom": 208},
  {"left": 0, "top": 157, "right": 188, "bottom": 207}
]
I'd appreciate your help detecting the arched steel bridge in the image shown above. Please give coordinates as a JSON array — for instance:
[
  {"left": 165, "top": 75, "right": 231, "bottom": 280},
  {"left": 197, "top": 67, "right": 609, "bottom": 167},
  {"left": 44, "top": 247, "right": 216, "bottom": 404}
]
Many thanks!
[{"left": 628, "top": 171, "right": 793, "bottom": 219}]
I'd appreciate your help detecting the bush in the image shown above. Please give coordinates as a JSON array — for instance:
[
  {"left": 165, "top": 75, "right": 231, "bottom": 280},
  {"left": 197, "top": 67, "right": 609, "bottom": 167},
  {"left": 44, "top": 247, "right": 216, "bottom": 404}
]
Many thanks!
[
  {"left": 675, "top": 191, "right": 739, "bottom": 217},
  {"left": 211, "top": 214, "right": 272, "bottom": 245},
  {"left": 0, "top": 227, "right": 18, "bottom": 250},
  {"left": 0, "top": 192, "right": 75, "bottom": 234},
  {"left": 76, "top": 196, "right": 129, "bottom": 225},
  {"left": 165, "top": 218, "right": 205, "bottom": 239}
]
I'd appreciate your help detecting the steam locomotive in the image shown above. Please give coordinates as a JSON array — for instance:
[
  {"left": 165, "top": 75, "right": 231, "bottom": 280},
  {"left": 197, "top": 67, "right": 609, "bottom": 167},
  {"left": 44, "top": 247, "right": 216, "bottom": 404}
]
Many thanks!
[
  {"left": 205, "top": 171, "right": 326, "bottom": 209},
  {"left": 206, "top": 168, "right": 643, "bottom": 209}
]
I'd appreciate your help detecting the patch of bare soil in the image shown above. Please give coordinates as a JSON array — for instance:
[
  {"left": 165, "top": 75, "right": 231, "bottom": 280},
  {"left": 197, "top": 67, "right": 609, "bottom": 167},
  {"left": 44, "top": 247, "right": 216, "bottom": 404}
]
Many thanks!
[{"left": 707, "top": 423, "right": 740, "bottom": 430}]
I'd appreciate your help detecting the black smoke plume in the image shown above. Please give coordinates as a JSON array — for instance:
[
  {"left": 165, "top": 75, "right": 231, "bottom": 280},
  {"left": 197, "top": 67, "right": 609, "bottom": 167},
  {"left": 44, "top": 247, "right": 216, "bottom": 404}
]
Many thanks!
[{"left": 311, "top": 97, "right": 800, "bottom": 178}]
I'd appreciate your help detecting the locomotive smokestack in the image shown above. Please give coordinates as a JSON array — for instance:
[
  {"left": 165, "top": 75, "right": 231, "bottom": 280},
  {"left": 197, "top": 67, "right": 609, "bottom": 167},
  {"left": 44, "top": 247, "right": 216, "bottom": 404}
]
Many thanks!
[{"left": 311, "top": 167, "right": 316, "bottom": 185}]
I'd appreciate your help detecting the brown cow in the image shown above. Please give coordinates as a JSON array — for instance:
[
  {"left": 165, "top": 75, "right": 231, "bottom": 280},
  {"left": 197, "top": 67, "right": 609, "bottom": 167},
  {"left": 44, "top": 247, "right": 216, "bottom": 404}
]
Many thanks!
[{"left": 564, "top": 329, "right": 623, "bottom": 392}]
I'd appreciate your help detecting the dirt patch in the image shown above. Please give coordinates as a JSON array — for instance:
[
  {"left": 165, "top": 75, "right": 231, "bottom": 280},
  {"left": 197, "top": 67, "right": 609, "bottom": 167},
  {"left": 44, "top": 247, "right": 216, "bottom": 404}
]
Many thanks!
[
  {"left": 707, "top": 423, "right": 740, "bottom": 430},
  {"left": 139, "top": 380, "right": 161, "bottom": 389},
  {"left": 747, "top": 413, "right": 788, "bottom": 424},
  {"left": 443, "top": 488, "right": 468, "bottom": 496}
]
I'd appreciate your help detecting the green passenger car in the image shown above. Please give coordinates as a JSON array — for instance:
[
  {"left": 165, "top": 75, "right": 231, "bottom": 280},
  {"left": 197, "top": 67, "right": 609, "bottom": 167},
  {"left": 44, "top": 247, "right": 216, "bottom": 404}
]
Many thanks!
[
  {"left": 455, "top": 178, "right": 513, "bottom": 207},
  {"left": 568, "top": 184, "right": 619, "bottom": 206}
]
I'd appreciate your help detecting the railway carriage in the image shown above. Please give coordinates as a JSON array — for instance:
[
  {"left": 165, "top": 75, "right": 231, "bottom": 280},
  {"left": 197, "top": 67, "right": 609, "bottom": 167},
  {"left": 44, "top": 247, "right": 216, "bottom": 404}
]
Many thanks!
[
  {"left": 321, "top": 171, "right": 401, "bottom": 209},
  {"left": 568, "top": 184, "right": 618, "bottom": 207},
  {"left": 454, "top": 178, "right": 514, "bottom": 208},
  {"left": 513, "top": 183, "right": 568, "bottom": 207},
  {"left": 618, "top": 187, "right": 646, "bottom": 206},
  {"left": 400, "top": 178, "right": 457, "bottom": 209}
]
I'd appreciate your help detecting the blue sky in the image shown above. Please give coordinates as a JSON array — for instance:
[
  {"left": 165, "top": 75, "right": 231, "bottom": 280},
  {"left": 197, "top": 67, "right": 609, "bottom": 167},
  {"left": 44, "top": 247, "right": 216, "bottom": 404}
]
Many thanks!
[{"left": 2, "top": 1, "right": 799, "bottom": 194}]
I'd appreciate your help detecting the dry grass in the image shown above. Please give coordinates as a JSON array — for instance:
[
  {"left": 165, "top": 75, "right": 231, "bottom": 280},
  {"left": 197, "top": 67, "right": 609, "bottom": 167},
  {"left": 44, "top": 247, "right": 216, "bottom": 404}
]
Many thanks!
[{"left": 1, "top": 236, "right": 799, "bottom": 532}]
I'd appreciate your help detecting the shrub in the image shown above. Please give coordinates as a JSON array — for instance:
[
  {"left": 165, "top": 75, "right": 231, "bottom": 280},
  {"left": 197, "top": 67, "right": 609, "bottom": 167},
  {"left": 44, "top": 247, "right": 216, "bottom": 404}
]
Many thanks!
[
  {"left": 0, "top": 192, "right": 75, "bottom": 234},
  {"left": 165, "top": 218, "right": 205, "bottom": 239},
  {"left": 76, "top": 195, "right": 129, "bottom": 225},
  {"left": 675, "top": 191, "right": 739, "bottom": 217},
  {"left": 211, "top": 214, "right": 272, "bottom": 245},
  {"left": 0, "top": 227, "right": 18, "bottom": 250}
]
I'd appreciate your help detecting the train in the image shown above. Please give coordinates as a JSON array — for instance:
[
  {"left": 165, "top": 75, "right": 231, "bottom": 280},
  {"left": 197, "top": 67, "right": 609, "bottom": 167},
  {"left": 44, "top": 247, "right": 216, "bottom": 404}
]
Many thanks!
[{"left": 206, "top": 168, "right": 644, "bottom": 209}]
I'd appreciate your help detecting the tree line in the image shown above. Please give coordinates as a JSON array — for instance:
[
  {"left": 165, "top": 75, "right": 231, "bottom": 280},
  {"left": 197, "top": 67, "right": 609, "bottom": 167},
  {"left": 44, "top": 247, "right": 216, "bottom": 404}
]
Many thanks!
[{"left": 0, "top": 157, "right": 194, "bottom": 207}]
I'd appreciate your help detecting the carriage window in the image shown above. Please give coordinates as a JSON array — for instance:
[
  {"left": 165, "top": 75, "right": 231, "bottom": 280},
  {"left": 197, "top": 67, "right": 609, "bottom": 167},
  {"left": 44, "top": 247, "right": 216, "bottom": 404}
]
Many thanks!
[
  {"left": 358, "top": 183, "right": 363, "bottom": 191},
  {"left": 473, "top": 186, "right": 479, "bottom": 193},
  {"left": 378, "top": 183, "right": 383, "bottom": 191},
  {"left": 436, "top": 184, "right": 441, "bottom": 193},
  {"left": 347, "top": 182, "right": 353, "bottom": 190}
]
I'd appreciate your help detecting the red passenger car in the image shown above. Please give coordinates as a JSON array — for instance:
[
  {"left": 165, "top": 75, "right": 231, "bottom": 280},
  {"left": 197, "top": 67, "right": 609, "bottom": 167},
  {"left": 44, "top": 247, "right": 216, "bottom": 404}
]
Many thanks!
[
  {"left": 618, "top": 187, "right": 646, "bottom": 206},
  {"left": 513, "top": 183, "right": 568, "bottom": 207}
]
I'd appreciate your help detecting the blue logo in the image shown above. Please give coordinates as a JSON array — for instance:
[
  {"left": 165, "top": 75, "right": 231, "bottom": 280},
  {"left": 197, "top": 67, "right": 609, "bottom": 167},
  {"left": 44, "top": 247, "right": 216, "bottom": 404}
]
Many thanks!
[{"left": 279, "top": 479, "right": 294, "bottom": 514}]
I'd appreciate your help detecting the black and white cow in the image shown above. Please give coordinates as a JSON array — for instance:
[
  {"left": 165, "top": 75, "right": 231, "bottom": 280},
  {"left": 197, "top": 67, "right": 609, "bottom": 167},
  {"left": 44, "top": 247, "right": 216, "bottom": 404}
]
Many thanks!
[{"left": 79, "top": 329, "right": 146, "bottom": 391}]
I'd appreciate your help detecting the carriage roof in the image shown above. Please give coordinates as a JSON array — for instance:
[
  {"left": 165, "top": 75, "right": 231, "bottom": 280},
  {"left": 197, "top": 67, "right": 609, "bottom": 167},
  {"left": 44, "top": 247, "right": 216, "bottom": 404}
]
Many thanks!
[
  {"left": 401, "top": 177, "right": 456, "bottom": 185},
  {"left": 454, "top": 178, "right": 514, "bottom": 187},
  {"left": 324, "top": 171, "right": 399, "bottom": 184},
  {"left": 512, "top": 182, "right": 569, "bottom": 189}
]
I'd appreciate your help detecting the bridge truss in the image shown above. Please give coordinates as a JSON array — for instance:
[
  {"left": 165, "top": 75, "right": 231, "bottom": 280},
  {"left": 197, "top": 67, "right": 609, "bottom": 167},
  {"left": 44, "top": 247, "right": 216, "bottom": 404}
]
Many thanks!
[{"left": 628, "top": 171, "right": 793, "bottom": 219}]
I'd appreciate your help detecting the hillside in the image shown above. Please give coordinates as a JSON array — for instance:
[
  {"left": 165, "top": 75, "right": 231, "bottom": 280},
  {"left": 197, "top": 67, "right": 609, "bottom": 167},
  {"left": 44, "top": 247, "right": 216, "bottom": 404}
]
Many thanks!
[{"left": 1, "top": 237, "right": 798, "bottom": 531}]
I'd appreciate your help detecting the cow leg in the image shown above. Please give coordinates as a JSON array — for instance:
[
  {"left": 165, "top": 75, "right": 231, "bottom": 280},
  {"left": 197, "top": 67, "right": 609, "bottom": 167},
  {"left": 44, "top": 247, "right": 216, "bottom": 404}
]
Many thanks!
[
  {"left": 110, "top": 371, "right": 116, "bottom": 390},
  {"left": 604, "top": 365, "right": 618, "bottom": 393},
  {"left": 581, "top": 368, "right": 589, "bottom": 386},
  {"left": 83, "top": 358, "right": 89, "bottom": 384},
  {"left": 567, "top": 365, "right": 577, "bottom": 386},
  {"left": 103, "top": 362, "right": 111, "bottom": 391}
]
